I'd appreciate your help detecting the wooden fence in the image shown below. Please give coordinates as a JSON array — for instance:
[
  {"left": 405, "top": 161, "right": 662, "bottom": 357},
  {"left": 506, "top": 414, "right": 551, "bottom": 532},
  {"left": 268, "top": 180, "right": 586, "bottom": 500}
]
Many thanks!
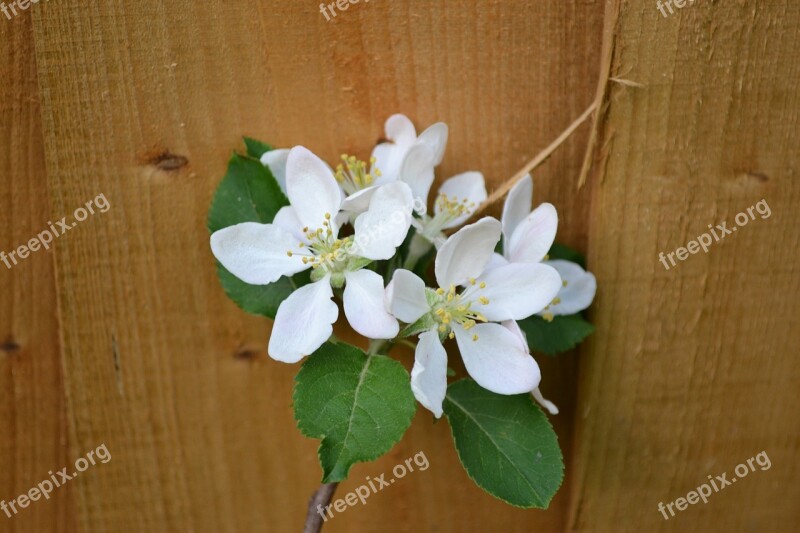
[{"left": 1, "top": 0, "right": 797, "bottom": 531}]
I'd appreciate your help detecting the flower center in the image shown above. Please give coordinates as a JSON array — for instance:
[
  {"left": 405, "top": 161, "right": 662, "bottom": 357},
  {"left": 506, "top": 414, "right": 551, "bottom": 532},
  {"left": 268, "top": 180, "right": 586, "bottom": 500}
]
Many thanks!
[
  {"left": 335, "top": 154, "right": 382, "bottom": 195},
  {"left": 286, "top": 213, "right": 352, "bottom": 274},
  {"left": 419, "top": 193, "right": 477, "bottom": 240},
  {"left": 430, "top": 279, "right": 490, "bottom": 341}
]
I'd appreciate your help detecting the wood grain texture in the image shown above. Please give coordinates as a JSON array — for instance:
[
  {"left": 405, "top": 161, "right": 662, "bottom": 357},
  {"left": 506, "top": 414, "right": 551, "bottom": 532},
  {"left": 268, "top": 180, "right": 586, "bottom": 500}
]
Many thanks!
[
  {"left": 14, "top": 1, "right": 602, "bottom": 531},
  {"left": 0, "top": 13, "right": 77, "bottom": 533},
  {"left": 569, "top": 0, "right": 800, "bottom": 531}
]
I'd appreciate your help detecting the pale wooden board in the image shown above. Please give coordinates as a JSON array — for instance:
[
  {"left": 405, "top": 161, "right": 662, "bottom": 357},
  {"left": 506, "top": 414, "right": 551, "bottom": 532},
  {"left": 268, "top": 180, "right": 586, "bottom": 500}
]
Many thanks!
[
  {"left": 0, "top": 13, "right": 77, "bottom": 533},
  {"left": 19, "top": 0, "right": 603, "bottom": 531},
  {"left": 568, "top": 0, "right": 800, "bottom": 530}
]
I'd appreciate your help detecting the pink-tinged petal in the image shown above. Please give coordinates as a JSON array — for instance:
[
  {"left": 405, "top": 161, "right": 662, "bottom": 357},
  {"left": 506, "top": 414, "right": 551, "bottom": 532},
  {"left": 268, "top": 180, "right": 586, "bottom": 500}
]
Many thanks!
[
  {"left": 541, "top": 259, "right": 597, "bottom": 316},
  {"left": 417, "top": 122, "right": 449, "bottom": 165},
  {"left": 411, "top": 329, "right": 448, "bottom": 418},
  {"left": 453, "top": 322, "right": 541, "bottom": 395},
  {"left": 502, "top": 174, "right": 533, "bottom": 252},
  {"left": 508, "top": 202, "right": 558, "bottom": 264},
  {"left": 398, "top": 144, "right": 436, "bottom": 203},
  {"left": 285, "top": 146, "right": 343, "bottom": 231},
  {"left": 471, "top": 263, "right": 562, "bottom": 321},
  {"left": 343, "top": 270, "right": 399, "bottom": 340},
  {"left": 386, "top": 269, "right": 429, "bottom": 323},
  {"left": 210, "top": 222, "right": 308, "bottom": 285},
  {"left": 435, "top": 217, "right": 501, "bottom": 288},
  {"left": 436, "top": 171, "right": 487, "bottom": 230},
  {"left": 260, "top": 148, "right": 290, "bottom": 194},
  {"left": 352, "top": 182, "right": 413, "bottom": 260},
  {"left": 268, "top": 276, "right": 338, "bottom": 363}
]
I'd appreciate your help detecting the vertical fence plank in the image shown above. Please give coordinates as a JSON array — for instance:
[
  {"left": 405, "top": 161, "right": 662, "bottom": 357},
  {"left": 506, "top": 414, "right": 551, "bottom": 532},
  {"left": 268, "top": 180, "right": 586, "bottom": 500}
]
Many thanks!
[
  {"left": 0, "top": 14, "right": 77, "bottom": 533},
  {"left": 570, "top": 0, "right": 800, "bottom": 530}
]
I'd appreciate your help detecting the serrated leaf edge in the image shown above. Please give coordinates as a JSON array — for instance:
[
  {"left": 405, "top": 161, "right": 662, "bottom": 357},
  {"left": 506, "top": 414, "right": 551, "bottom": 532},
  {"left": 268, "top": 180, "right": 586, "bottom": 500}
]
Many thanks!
[{"left": 443, "top": 380, "right": 565, "bottom": 509}]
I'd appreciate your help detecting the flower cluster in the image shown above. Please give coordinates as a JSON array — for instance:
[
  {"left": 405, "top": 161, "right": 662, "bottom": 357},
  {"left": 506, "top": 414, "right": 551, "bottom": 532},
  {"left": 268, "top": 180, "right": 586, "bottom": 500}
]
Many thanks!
[{"left": 210, "top": 114, "right": 596, "bottom": 417}]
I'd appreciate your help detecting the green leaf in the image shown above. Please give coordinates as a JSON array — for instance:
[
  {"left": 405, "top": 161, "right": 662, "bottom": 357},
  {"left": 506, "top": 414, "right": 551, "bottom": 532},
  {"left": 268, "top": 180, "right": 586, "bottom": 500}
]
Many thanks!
[
  {"left": 443, "top": 379, "right": 564, "bottom": 508},
  {"left": 547, "top": 242, "right": 586, "bottom": 268},
  {"left": 518, "top": 314, "right": 595, "bottom": 356},
  {"left": 294, "top": 342, "right": 416, "bottom": 483},
  {"left": 207, "top": 153, "right": 288, "bottom": 233},
  {"left": 207, "top": 152, "right": 295, "bottom": 318},
  {"left": 243, "top": 137, "right": 273, "bottom": 159}
]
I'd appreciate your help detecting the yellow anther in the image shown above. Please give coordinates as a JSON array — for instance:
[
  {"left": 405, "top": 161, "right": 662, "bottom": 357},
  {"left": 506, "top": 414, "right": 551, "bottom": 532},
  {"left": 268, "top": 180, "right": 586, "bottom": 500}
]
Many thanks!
[
  {"left": 552, "top": 297, "right": 561, "bottom": 305},
  {"left": 302, "top": 257, "right": 309, "bottom": 264},
  {"left": 542, "top": 313, "right": 554, "bottom": 322},
  {"left": 325, "top": 212, "right": 331, "bottom": 220},
  {"left": 479, "top": 296, "right": 489, "bottom": 305},
  {"left": 369, "top": 156, "right": 376, "bottom": 164},
  {"left": 449, "top": 331, "right": 455, "bottom": 340},
  {"left": 435, "top": 308, "right": 445, "bottom": 316},
  {"left": 563, "top": 280, "right": 569, "bottom": 287},
  {"left": 472, "top": 334, "right": 479, "bottom": 341},
  {"left": 436, "top": 288, "right": 445, "bottom": 295},
  {"left": 286, "top": 251, "right": 293, "bottom": 257},
  {"left": 298, "top": 242, "right": 305, "bottom": 248},
  {"left": 438, "top": 324, "right": 446, "bottom": 333},
  {"left": 469, "top": 278, "right": 476, "bottom": 285},
  {"left": 479, "top": 282, "right": 486, "bottom": 289}
]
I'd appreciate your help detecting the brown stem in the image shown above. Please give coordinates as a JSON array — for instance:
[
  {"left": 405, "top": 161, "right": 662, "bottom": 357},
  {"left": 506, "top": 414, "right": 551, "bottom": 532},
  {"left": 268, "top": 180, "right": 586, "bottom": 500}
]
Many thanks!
[
  {"left": 303, "top": 482, "right": 339, "bottom": 533},
  {"left": 468, "top": 100, "right": 599, "bottom": 221}
]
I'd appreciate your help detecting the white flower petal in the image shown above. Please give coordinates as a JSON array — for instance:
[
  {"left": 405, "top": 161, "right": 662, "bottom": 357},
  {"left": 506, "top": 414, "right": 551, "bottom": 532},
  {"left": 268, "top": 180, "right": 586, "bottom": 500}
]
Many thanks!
[
  {"left": 435, "top": 171, "right": 487, "bottom": 230},
  {"left": 210, "top": 222, "right": 308, "bottom": 285},
  {"left": 435, "top": 217, "right": 501, "bottom": 288},
  {"left": 371, "top": 142, "right": 403, "bottom": 183},
  {"left": 508, "top": 202, "right": 558, "bottom": 265},
  {"left": 272, "top": 206, "right": 306, "bottom": 243},
  {"left": 371, "top": 114, "right": 418, "bottom": 183},
  {"left": 542, "top": 259, "right": 597, "bottom": 316},
  {"left": 411, "top": 329, "right": 448, "bottom": 418},
  {"left": 384, "top": 113, "right": 417, "bottom": 146},
  {"left": 352, "top": 182, "right": 413, "bottom": 260},
  {"left": 485, "top": 252, "right": 510, "bottom": 273},
  {"left": 502, "top": 174, "right": 533, "bottom": 253},
  {"left": 472, "top": 263, "right": 563, "bottom": 321},
  {"left": 386, "top": 269, "right": 429, "bottom": 323},
  {"left": 454, "top": 322, "right": 541, "bottom": 395},
  {"left": 343, "top": 270, "right": 399, "bottom": 339},
  {"left": 268, "top": 276, "right": 338, "bottom": 363},
  {"left": 339, "top": 185, "right": 379, "bottom": 216},
  {"left": 532, "top": 388, "right": 559, "bottom": 415},
  {"left": 285, "top": 146, "right": 343, "bottom": 231},
  {"left": 260, "top": 148, "right": 290, "bottom": 194},
  {"left": 417, "top": 122, "right": 449, "bottom": 166},
  {"left": 398, "top": 144, "right": 436, "bottom": 203},
  {"left": 502, "top": 319, "right": 529, "bottom": 352}
]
